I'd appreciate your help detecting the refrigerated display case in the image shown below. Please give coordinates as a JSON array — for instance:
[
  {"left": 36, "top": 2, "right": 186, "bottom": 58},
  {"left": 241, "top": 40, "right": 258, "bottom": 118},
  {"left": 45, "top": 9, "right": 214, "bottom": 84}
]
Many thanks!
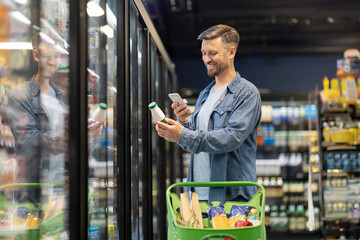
[
  {"left": 86, "top": 0, "right": 118, "bottom": 239},
  {"left": 254, "top": 92, "right": 322, "bottom": 239},
  {"left": 0, "top": 0, "right": 70, "bottom": 238}
]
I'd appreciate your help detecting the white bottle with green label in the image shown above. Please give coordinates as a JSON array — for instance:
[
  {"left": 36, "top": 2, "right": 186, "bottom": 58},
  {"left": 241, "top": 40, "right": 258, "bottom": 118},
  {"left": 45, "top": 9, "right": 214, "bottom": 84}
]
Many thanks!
[
  {"left": 91, "top": 103, "right": 107, "bottom": 122},
  {"left": 148, "top": 102, "right": 166, "bottom": 123}
]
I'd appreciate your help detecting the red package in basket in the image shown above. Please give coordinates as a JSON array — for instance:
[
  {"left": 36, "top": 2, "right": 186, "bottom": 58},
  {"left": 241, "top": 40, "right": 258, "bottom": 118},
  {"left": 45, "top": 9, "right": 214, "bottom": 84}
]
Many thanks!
[{"left": 235, "top": 218, "right": 253, "bottom": 227}]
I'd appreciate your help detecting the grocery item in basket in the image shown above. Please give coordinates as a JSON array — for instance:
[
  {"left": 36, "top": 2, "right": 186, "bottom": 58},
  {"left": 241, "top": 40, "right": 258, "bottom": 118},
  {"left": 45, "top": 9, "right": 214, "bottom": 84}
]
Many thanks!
[
  {"left": 179, "top": 192, "right": 197, "bottom": 227},
  {"left": 15, "top": 207, "right": 30, "bottom": 219},
  {"left": 235, "top": 217, "right": 253, "bottom": 227},
  {"left": 247, "top": 208, "right": 258, "bottom": 220},
  {"left": 24, "top": 212, "right": 40, "bottom": 229},
  {"left": 190, "top": 192, "right": 203, "bottom": 228},
  {"left": 228, "top": 205, "right": 251, "bottom": 227},
  {"left": 248, "top": 219, "right": 261, "bottom": 226},
  {"left": 207, "top": 205, "right": 230, "bottom": 229}
]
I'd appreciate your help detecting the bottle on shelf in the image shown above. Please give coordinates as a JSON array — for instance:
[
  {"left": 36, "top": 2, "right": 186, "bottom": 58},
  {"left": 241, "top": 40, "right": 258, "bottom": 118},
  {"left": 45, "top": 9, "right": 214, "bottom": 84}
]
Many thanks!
[
  {"left": 288, "top": 205, "right": 296, "bottom": 232},
  {"left": 295, "top": 205, "right": 306, "bottom": 231},
  {"left": 264, "top": 204, "right": 271, "bottom": 228},
  {"left": 278, "top": 205, "right": 288, "bottom": 231},
  {"left": 257, "top": 125, "right": 264, "bottom": 146},
  {"left": 269, "top": 205, "right": 279, "bottom": 231}
]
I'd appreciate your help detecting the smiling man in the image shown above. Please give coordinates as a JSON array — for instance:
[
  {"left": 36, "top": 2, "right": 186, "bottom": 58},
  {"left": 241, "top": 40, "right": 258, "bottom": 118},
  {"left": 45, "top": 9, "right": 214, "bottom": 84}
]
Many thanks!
[{"left": 153, "top": 24, "right": 262, "bottom": 204}]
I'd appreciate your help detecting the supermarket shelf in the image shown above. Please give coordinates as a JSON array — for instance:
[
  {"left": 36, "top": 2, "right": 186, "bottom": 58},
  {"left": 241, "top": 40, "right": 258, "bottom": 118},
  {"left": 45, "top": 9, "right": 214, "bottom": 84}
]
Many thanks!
[
  {"left": 322, "top": 218, "right": 351, "bottom": 223},
  {"left": 257, "top": 145, "right": 288, "bottom": 150},
  {"left": 321, "top": 111, "right": 358, "bottom": 118},
  {"left": 323, "top": 170, "right": 360, "bottom": 177},
  {"left": 321, "top": 142, "right": 360, "bottom": 150},
  {"left": 267, "top": 230, "right": 321, "bottom": 239},
  {"left": 336, "top": 73, "right": 360, "bottom": 79},
  {"left": 323, "top": 171, "right": 348, "bottom": 177}
]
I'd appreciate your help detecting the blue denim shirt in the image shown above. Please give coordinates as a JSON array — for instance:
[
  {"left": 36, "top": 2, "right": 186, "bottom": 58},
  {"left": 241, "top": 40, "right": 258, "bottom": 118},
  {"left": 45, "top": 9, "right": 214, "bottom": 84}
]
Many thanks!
[
  {"left": 178, "top": 72, "right": 261, "bottom": 204},
  {"left": 7, "top": 76, "right": 65, "bottom": 183}
]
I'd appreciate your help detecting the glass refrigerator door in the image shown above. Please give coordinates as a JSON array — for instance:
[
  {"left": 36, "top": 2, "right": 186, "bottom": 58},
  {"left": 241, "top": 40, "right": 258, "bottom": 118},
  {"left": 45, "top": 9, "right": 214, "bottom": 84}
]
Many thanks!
[
  {"left": 87, "top": 0, "right": 117, "bottom": 239},
  {"left": 0, "top": 0, "right": 70, "bottom": 239}
]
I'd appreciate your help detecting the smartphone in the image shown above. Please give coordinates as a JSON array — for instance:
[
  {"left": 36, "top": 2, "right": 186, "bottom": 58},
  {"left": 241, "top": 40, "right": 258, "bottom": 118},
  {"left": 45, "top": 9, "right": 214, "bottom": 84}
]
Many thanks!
[
  {"left": 168, "top": 93, "right": 191, "bottom": 113},
  {"left": 168, "top": 93, "right": 186, "bottom": 105}
]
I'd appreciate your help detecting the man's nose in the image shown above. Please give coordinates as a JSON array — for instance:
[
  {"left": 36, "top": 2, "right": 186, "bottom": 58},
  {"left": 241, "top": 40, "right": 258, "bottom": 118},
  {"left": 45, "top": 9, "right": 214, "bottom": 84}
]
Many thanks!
[
  {"left": 203, "top": 54, "right": 211, "bottom": 63},
  {"left": 48, "top": 56, "right": 56, "bottom": 65}
]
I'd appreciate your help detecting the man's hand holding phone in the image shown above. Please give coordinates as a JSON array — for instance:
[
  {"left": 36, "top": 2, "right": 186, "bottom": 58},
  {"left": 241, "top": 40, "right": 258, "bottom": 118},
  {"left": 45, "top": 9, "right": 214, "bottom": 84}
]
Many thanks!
[{"left": 168, "top": 93, "right": 193, "bottom": 123}]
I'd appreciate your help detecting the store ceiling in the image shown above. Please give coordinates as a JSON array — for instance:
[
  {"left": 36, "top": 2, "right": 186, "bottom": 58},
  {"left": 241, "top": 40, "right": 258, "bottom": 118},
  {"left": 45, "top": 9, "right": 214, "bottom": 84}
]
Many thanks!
[{"left": 141, "top": 0, "right": 360, "bottom": 58}]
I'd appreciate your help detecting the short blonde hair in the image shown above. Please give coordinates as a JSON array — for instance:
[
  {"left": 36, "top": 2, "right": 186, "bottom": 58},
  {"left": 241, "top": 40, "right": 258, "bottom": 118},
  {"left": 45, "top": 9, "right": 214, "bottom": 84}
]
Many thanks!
[
  {"left": 197, "top": 24, "right": 240, "bottom": 50},
  {"left": 31, "top": 33, "right": 40, "bottom": 50}
]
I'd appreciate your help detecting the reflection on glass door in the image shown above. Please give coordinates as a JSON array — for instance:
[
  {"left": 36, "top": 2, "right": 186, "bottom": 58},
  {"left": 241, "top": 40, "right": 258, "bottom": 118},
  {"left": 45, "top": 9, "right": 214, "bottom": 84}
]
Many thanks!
[
  {"left": 87, "top": 0, "right": 118, "bottom": 239},
  {"left": 0, "top": 0, "right": 70, "bottom": 239}
]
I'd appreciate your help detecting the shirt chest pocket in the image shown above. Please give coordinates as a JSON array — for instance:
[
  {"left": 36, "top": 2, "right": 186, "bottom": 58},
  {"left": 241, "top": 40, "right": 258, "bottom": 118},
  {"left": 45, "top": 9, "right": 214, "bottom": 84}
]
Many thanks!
[
  {"left": 211, "top": 106, "right": 233, "bottom": 130},
  {"left": 33, "top": 108, "right": 51, "bottom": 131}
]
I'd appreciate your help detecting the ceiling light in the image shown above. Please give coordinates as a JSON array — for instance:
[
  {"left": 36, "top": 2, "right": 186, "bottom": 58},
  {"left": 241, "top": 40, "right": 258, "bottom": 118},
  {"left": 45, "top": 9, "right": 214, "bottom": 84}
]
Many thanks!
[
  {"left": 87, "top": 1, "right": 105, "bottom": 17},
  {"left": 100, "top": 25, "right": 114, "bottom": 38},
  {"left": 327, "top": 17, "right": 334, "bottom": 23},
  {"left": 10, "top": 11, "right": 31, "bottom": 25},
  {"left": 305, "top": 19, "right": 311, "bottom": 26},
  {"left": 0, "top": 42, "right": 32, "bottom": 50},
  {"left": 270, "top": 17, "right": 276, "bottom": 24},
  {"left": 291, "top": 18, "right": 298, "bottom": 24},
  {"left": 186, "top": 0, "right": 192, "bottom": 11},
  {"left": 106, "top": 4, "right": 117, "bottom": 27},
  {"left": 54, "top": 44, "right": 69, "bottom": 55},
  {"left": 14, "top": 0, "right": 28, "bottom": 4},
  {"left": 39, "top": 32, "right": 55, "bottom": 45},
  {"left": 87, "top": 68, "right": 100, "bottom": 79}
]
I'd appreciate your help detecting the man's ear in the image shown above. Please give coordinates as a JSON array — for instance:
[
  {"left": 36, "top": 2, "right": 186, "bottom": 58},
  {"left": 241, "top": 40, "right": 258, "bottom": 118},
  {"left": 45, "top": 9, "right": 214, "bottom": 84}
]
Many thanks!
[
  {"left": 33, "top": 50, "right": 40, "bottom": 62},
  {"left": 229, "top": 46, "right": 236, "bottom": 59}
]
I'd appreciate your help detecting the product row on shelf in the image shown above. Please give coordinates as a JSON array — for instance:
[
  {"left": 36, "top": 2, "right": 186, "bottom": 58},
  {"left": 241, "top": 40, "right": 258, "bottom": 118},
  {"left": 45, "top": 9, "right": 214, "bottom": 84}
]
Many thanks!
[
  {"left": 265, "top": 204, "right": 321, "bottom": 232},
  {"left": 257, "top": 127, "right": 316, "bottom": 148},
  {"left": 324, "top": 151, "right": 360, "bottom": 172},
  {"left": 261, "top": 105, "right": 317, "bottom": 124},
  {"left": 258, "top": 177, "right": 319, "bottom": 204},
  {"left": 323, "top": 176, "right": 360, "bottom": 221},
  {"left": 256, "top": 152, "right": 313, "bottom": 178}
]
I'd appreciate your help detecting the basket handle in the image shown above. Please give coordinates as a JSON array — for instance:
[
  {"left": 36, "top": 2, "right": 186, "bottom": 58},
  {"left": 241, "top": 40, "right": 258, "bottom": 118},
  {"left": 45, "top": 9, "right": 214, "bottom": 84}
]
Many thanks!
[
  {"left": 167, "top": 181, "right": 265, "bottom": 193},
  {"left": 0, "top": 183, "right": 64, "bottom": 191}
]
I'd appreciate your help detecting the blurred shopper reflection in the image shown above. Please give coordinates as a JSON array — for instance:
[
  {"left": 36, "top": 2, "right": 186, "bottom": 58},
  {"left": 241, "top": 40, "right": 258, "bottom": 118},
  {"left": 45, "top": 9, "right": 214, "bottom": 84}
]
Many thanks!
[
  {"left": 6, "top": 33, "right": 67, "bottom": 202},
  {"left": 7, "top": 33, "right": 103, "bottom": 203}
]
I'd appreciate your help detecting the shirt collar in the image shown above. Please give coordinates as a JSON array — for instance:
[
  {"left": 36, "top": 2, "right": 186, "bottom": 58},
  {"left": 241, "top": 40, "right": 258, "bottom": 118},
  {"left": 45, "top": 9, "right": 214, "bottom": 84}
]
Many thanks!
[
  {"left": 29, "top": 75, "right": 64, "bottom": 100},
  {"left": 227, "top": 72, "right": 242, "bottom": 94},
  {"left": 29, "top": 76, "right": 40, "bottom": 96},
  {"left": 204, "top": 72, "right": 242, "bottom": 95}
]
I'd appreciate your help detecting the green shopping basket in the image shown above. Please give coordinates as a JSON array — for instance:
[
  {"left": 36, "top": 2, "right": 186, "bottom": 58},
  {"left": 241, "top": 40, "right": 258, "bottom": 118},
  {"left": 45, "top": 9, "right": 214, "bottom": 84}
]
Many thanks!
[
  {"left": 0, "top": 183, "right": 94, "bottom": 239},
  {"left": 167, "top": 181, "right": 266, "bottom": 240},
  {"left": 0, "top": 183, "right": 67, "bottom": 239}
]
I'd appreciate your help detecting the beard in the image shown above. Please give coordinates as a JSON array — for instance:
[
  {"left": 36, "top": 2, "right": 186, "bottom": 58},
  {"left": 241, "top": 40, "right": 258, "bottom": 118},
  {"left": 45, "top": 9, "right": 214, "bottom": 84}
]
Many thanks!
[{"left": 206, "top": 60, "right": 229, "bottom": 77}]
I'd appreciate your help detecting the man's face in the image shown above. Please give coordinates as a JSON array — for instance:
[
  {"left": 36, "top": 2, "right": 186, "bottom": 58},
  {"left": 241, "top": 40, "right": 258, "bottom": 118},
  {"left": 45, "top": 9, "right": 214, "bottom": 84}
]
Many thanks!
[
  {"left": 33, "top": 43, "right": 60, "bottom": 80},
  {"left": 201, "top": 37, "right": 231, "bottom": 77}
]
